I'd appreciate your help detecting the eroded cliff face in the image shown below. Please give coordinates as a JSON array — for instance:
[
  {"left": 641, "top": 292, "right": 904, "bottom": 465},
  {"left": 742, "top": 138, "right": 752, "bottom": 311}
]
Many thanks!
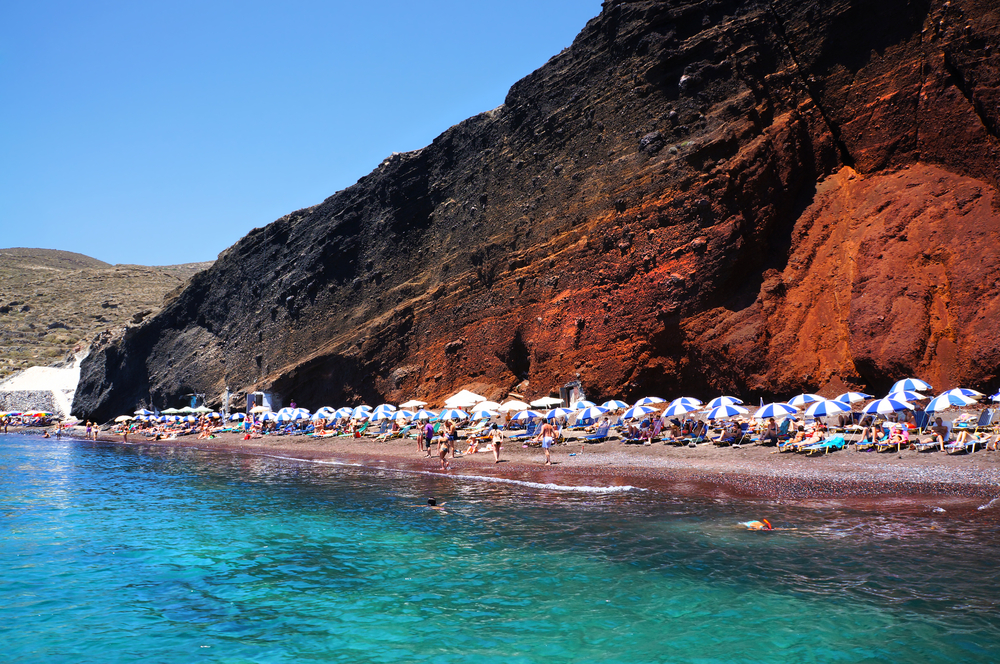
[{"left": 74, "top": 0, "right": 1000, "bottom": 419}]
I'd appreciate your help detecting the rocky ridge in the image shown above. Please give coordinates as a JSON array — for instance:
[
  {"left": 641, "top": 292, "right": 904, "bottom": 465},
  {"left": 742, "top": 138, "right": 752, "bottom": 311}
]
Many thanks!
[{"left": 74, "top": 0, "right": 1000, "bottom": 420}]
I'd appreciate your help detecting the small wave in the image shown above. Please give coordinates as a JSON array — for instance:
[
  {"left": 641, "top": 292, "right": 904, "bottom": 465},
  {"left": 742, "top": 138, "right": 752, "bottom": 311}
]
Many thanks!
[
  {"left": 257, "top": 453, "right": 644, "bottom": 493},
  {"left": 977, "top": 497, "right": 1000, "bottom": 511}
]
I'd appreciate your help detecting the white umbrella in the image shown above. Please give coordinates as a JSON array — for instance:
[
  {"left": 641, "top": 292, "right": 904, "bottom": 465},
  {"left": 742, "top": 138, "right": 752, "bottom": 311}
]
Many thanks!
[
  {"left": 499, "top": 400, "right": 531, "bottom": 412},
  {"left": 476, "top": 400, "right": 502, "bottom": 411},
  {"left": 788, "top": 394, "right": 823, "bottom": 407},
  {"left": 804, "top": 399, "right": 851, "bottom": 418},
  {"left": 250, "top": 405, "right": 270, "bottom": 414},
  {"left": 530, "top": 396, "right": 564, "bottom": 408},
  {"left": 890, "top": 378, "right": 932, "bottom": 393},
  {"left": 753, "top": 403, "right": 798, "bottom": 419},
  {"left": 399, "top": 399, "right": 428, "bottom": 409},
  {"left": 444, "top": 390, "right": 486, "bottom": 409},
  {"left": 706, "top": 396, "right": 744, "bottom": 409},
  {"left": 114, "top": 415, "right": 134, "bottom": 422}
]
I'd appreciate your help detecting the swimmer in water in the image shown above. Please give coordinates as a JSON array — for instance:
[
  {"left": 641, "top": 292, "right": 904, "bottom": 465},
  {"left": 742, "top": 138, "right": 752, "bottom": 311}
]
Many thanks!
[
  {"left": 426, "top": 498, "right": 448, "bottom": 512},
  {"left": 743, "top": 519, "right": 773, "bottom": 531}
]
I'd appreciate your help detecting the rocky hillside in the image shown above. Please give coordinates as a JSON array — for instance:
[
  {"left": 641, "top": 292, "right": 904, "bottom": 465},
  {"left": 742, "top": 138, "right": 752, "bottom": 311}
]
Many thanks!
[
  {"left": 74, "top": 0, "right": 1000, "bottom": 420},
  {"left": 0, "top": 248, "right": 211, "bottom": 379}
]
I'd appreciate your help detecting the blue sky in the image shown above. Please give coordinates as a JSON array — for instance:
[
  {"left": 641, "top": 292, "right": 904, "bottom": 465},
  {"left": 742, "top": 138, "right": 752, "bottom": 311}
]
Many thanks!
[{"left": 1, "top": 0, "right": 602, "bottom": 266}]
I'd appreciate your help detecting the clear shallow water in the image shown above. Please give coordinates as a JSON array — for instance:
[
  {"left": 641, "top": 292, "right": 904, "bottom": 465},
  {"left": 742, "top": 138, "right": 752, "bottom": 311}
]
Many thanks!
[{"left": 3, "top": 434, "right": 999, "bottom": 663}]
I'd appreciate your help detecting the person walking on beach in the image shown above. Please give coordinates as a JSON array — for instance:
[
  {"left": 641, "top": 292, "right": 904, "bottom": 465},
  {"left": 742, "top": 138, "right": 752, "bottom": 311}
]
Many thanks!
[
  {"left": 422, "top": 420, "right": 435, "bottom": 458},
  {"left": 490, "top": 424, "right": 503, "bottom": 463},
  {"left": 539, "top": 420, "right": 556, "bottom": 465},
  {"left": 444, "top": 419, "right": 458, "bottom": 458}
]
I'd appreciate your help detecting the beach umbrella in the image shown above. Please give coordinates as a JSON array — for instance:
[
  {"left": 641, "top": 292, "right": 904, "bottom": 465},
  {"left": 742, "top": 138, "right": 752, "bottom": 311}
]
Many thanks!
[
  {"left": 332, "top": 407, "right": 353, "bottom": 419},
  {"left": 992, "top": 391, "right": 1000, "bottom": 402},
  {"left": 178, "top": 406, "right": 195, "bottom": 414},
  {"left": 310, "top": 412, "right": 329, "bottom": 421},
  {"left": 834, "top": 392, "right": 872, "bottom": 404},
  {"left": 804, "top": 399, "right": 851, "bottom": 418},
  {"left": 662, "top": 401, "right": 699, "bottom": 417},
  {"left": 570, "top": 400, "right": 596, "bottom": 409},
  {"left": 600, "top": 399, "right": 629, "bottom": 410},
  {"left": 388, "top": 410, "right": 415, "bottom": 421},
  {"left": 942, "top": 388, "right": 984, "bottom": 400},
  {"left": 192, "top": 406, "right": 213, "bottom": 414},
  {"left": 499, "top": 400, "right": 531, "bottom": 412},
  {"left": 162, "top": 408, "right": 181, "bottom": 414},
  {"left": 633, "top": 396, "right": 666, "bottom": 407},
  {"left": 476, "top": 400, "right": 502, "bottom": 411},
  {"left": 890, "top": 378, "right": 932, "bottom": 393},
  {"left": 471, "top": 409, "right": 498, "bottom": 420},
  {"left": 183, "top": 415, "right": 198, "bottom": 423},
  {"left": 530, "top": 396, "right": 564, "bottom": 408},
  {"left": 444, "top": 390, "right": 486, "bottom": 408},
  {"left": 134, "top": 408, "right": 155, "bottom": 416},
  {"left": 439, "top": 408, "right": 469, "bottom": 421},
  {"left": 372, "top": 403, "right": 397, "bottom": 415},
  {"left": 229, "top": 413, "right": 246, "bottom": 421},
  {"left": 114, "top": 415, "right": 133, "bottom": 422},
  {"left": 926, "top": 393, "right": 977, "bottom": 412},
  {"left": 399, "top": 399, "right": 428, "bottom": 409},
  {"left": 351, "top": 406, "right": 372, "bottom": 419},
  {"left": 545, "top": 407, "right": 575, "bottom": 420},
  {"left": 670, "top": 396, "right": 703, "bottom": 407},
  {"left": 206, "top": 412, "right": 221, "bottom": 419},
  {"left": 706, "top": 396, "right": 744, "bottom": 409},
  {"left": 623, "top": 404, "right": 660, "bottom": 420},
  {"left": 414, "top": 409, "right": 438, "bottom": 420},
  {"left": 511, "top": 409, "right": 542, "bottom": 422},
  {"left": 861, "top": 397, "right": 914, "bottom": 415},
  {"left": 249, "top": 405, "right": 270, "bottom": 414},
  {"left": 788, "top": 394, "right": 823, "bottom": 407},
  {"left": 261, "top": 412, "right": 279, "bottom": 421},
  {"left": 574, "top": 405, "right": 609, "bottom": 421},
  {"left": 753, "top": 403, "right": 798, "bottom": 419},
  {"left": 706, "top": 404, "right": 749, "bottom": 420},
  {"left": 886, "top": 390, "right": 926, "bottom": 402}
]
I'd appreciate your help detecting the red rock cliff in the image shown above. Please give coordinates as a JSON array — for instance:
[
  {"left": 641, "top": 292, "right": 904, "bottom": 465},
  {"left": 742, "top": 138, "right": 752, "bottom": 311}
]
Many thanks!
[{"left": 75, "top": 0, "right": 1000, "bottom": 419}]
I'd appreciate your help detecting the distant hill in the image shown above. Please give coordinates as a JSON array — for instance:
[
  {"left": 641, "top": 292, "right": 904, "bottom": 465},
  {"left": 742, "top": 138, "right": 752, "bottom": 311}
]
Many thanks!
[{"left": 0, "top": 248, "right": 214, "bottom": 380}]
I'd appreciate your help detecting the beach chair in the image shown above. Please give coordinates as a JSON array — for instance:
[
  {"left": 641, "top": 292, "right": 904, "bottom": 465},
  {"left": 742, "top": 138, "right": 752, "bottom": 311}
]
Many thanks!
[
  {"left": 802, "top": 435, "right": 845, "bottom": 456},
  {"left": 508, "top": 422, "right": 539, "bottom": 441},
  {"left": 584, "top": 422, "right": 612, "bottom": 443},
  {"left": 945, "top": 433, "right": 987, "bottom": 454},
  {"left": 974, "top": 409, "right": 995, "bottom": 434}
]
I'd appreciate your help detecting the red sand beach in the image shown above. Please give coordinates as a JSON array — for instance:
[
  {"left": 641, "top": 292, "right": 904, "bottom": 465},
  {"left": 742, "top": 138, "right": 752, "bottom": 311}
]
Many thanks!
[{"left": 52, "top": 427, "right": 1000, "bottom": 516}]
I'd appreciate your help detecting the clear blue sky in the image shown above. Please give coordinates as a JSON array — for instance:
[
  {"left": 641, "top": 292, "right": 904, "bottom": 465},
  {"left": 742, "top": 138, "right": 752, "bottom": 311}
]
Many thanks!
[{"left": 1, "top": 0, "right": 602, "bottom": 266}]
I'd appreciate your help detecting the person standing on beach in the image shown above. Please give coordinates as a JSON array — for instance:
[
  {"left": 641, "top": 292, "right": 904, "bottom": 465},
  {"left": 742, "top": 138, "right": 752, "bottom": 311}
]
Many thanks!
[
  {"left": 438, "top": 434, "right": 451, "bottom": 470},
  {"left": 539, "top": 420, "right": 556, "bottom": 465},
  {"left": 422, "top": 420, "right": 435, "bottom": 458},
  {"left": 444, "top": 419, "right": 458, "bottom": 458},
  {"left": 490, "top": 424, "right": 503, "bottom": 463}
]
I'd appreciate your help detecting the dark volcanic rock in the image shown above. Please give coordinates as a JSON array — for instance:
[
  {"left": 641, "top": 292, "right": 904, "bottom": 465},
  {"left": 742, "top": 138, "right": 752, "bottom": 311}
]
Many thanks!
[{"left": 74, "top": 0, "right": 1000, "bottom": 420}]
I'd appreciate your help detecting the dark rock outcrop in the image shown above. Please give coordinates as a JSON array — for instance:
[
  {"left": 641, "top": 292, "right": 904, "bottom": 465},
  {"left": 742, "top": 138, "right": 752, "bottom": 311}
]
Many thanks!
[{"left": 74, "top": 0, "right": 1000, "bottom": 419}]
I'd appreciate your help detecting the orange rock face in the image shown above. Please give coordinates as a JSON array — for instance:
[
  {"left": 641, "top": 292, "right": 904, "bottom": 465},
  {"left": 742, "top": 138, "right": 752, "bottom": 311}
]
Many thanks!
[{"left": 75, "top": 0, "right": 1000, "bottom": 419}]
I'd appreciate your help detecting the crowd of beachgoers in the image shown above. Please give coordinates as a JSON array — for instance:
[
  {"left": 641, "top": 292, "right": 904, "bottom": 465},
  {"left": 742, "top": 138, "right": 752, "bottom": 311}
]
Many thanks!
[{"left": 4, "top": 377, "right": 987, "bottom": 465}]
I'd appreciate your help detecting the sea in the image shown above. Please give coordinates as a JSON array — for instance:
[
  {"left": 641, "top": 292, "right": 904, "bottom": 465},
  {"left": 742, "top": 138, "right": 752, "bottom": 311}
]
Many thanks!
[{"left": 3, "top": 433, "right": 999, "bottom": 663}]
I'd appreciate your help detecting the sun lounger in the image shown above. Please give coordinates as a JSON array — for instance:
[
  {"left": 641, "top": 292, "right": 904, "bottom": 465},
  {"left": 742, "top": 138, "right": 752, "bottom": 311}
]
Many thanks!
[
  {"left": 802, "top": 435, "right": 845, "bottom": 456},
  {"left": 584, "top": 423, "right": 612, "bottom": 443},
  {"left": 508, "top": 422, "right": 539, "bottom": 441},
  {"left": 946, "top": 435, "right": 987, "bottom": 454}
]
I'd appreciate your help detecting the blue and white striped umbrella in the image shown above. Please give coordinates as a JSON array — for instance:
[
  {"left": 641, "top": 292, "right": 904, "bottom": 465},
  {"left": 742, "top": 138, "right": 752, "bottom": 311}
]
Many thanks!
[
  {"left": 992, "top": 391, "right": 1000, "bottom": 402},
  {"left": 788, "top": 394, "right": 823, "bottom": 407},
  {"left": 670, "top": 396, "right": 703, "bottom": 407},
  {"left": 545, "top": 407, "right": 575, "bottom": 420},
  {"left": 388, "top": 410, "right": 415, "bottom": 421},
  {"left": 471, "top": 409, "right": 498, "bottom": 421},
  {"left": 511, "top": 409, "right": 542, "bottom": 422},
  {"left": 574, "top": 405, "right": 609, "bottom": 421},
  {"left": 633, "top": 396, "right": 666, "bottom": 407},
  {"left": 439, "top": 408, "right": 469, "bottom": 421},
  {"left": 861, "top": 397, "right": 913, "bottom": 415},
  {"left": 183, "top": 415, "right": 198, "bottom": 423},
  {"left": 623, "top": 404, "right": 659, "bottom": 420},
  {"left": 706, "top": 396, "right": 743, "bottom": 409},
  {"left": 229, "top": 413, "right": 246, "bottom": 421},
  {"left": 414, "top": 409, "right": 438, "bottom": 420},
  {"left": 662, "top": 401, "right": 699, "bottom": 417},
  {"left": 804, "top": 399, "right": 851, "bottom": 418},
  {"left": 351, "top": 406, "right": 372, "bottom": 419},
  {"left": 310, "top": 412, "right": 330, "bottom": 421},
  {"left": 942, "top": 388, "right": 984, "bottom": 399},
  {"left": 571, "top": 400, "right": 596, "bottom": 409},
  {"left": 834, "top": 392, "right": 872, "bottom": 404},
  {"left": 706, "top": 404, "right": 748, "bottom": 420},
  {"left": 753, "top": 403, "right": 798, "bottom": 419},
  {"left": 134, "top": 408, "right": 155, "bottom": 416},
  {"left": 886, "top": 390, "right": 926, "bottom": 402},
  {"left": 926, "top": 393, "right": 977, "bottom": 412},
  {"left": 372, "top": 404, "right": 397, "bottom": 416},
  {"left": 334, "top": 407, "right": 354, "bottom": 419},
  {"left": 601, "top": 400, "right": 629, "bottom": 410},
  {"left": 890, "top": 378, "right": 932, "bottom": 393}
]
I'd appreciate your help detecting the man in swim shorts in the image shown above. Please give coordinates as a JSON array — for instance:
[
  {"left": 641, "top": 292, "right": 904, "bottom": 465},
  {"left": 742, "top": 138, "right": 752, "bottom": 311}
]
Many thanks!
[{"left": 539, "top": 420, "right": 556, "bottom": 465}]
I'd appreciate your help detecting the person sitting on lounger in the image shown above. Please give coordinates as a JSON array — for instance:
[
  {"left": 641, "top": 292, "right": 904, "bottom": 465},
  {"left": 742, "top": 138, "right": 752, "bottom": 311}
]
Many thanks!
[
  {"left": 929, "top": 417, "right": 950, "bottom": 451},
  {"left": 764, "top": 418, "right": 779, "bottom": 446}
]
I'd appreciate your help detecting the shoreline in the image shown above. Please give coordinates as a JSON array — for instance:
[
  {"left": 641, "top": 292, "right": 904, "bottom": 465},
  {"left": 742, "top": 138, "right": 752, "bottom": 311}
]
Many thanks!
[{"left": 15, "top": 426, "right": 1000, "bottom": 515}]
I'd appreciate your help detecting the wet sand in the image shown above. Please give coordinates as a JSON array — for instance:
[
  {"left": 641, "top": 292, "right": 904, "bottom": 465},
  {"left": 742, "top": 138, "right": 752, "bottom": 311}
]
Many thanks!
[{"left": 50, "top": 427, "right": 1000, "bottom": 515}]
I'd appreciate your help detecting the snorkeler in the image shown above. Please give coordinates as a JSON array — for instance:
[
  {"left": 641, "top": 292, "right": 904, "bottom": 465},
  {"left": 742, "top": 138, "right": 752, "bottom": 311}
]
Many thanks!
[{"left": 743, "top": 519, "right": 773, "bottom": 531}]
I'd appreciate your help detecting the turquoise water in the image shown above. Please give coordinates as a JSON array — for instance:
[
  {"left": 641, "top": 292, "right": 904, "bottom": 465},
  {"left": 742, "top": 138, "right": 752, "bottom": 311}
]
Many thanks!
[{"left": 3, "top": 434, "right": 999, "bottom": 663}]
